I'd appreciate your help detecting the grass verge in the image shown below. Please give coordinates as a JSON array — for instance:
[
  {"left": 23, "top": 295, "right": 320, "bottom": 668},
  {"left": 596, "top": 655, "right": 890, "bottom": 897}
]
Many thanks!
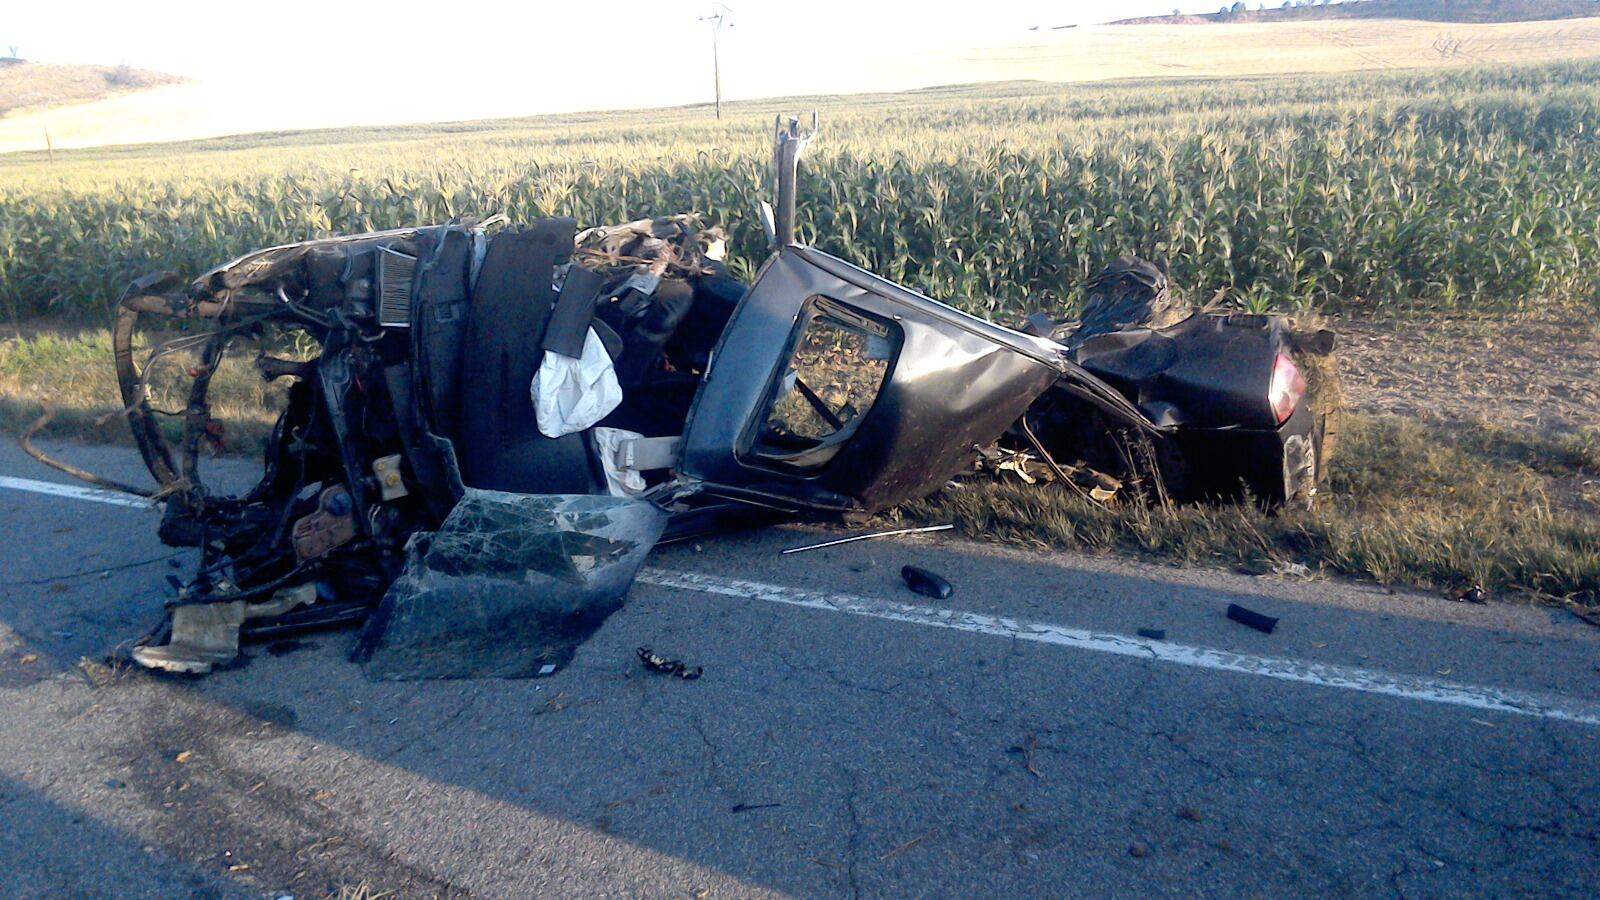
[
  {"left": 895, "top": 416, "right": 1600, "bottom": 606},
  {"left": 0, "top": 327, "right": 285, "bottom": 453},
  {"left": 4, "top": 329, "right": 1597, "bottom": 608}
]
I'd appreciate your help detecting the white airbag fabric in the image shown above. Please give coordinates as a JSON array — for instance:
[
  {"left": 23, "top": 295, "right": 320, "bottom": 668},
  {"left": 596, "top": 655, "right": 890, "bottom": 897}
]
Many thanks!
[
  {"left": 533, "top": 327, "right": 622, "bottom": 438},
  {"left": 592, "top": 427, "right": 647, "bottom": 497}
]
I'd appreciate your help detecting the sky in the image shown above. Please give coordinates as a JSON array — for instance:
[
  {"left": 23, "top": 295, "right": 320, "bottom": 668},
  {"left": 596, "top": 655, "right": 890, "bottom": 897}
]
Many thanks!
[
  {"left": 4, "top": 1, "right": 1220, "bottom": 103},
  {"left": 5, "top": 0, "right": 1324, "bottom": 148}
]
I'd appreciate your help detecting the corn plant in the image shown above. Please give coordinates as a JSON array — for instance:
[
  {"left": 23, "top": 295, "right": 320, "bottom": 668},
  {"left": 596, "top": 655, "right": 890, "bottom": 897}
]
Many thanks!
[{"left": 2, "top": 60, "right": 1599, "bottom": 324}]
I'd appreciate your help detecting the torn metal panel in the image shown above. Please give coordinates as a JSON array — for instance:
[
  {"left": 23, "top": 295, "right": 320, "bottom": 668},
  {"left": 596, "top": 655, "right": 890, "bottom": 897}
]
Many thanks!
[{"left": 677, "top": 245, "right": 1065, "bottom": 514}]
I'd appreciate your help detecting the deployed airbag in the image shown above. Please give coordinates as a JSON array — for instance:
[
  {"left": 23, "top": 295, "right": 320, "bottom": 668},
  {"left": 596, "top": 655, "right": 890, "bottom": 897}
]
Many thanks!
[{"left": 533, "top": 328, "right": 623, "bottom": 438}]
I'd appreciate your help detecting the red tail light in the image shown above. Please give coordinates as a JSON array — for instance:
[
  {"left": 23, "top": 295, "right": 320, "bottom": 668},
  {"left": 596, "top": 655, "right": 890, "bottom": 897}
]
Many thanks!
[{"left": 1269, "top": 354, "right": 1306, "bottom": 425}]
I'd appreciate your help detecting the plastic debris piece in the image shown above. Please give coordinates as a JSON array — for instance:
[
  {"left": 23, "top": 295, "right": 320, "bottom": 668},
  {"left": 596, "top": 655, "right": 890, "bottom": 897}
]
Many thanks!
[
  {"left": 132, "top": 584, "right": 317, "bottom": 674},
  {"left": 901, "top": 565, "right": 953, "bottom": 600},
  {"left": 637, "top": 647, "right": 702, "bottom": 680},
  {"left": 1226, "top": 603, "right": 1278, "bottom": 634},
  {"left": 1137, "top": 628, "right": 1166, "bottom": 641},
  {"left": 1270, "top": 561, "right": 1312, "bottom": 579}
]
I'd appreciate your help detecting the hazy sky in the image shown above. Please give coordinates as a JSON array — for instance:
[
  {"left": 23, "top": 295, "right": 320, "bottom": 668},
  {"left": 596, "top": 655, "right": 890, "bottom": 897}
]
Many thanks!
[
  {"left": 3, "top": 1, "right": 1267, "bottom": 146},
  {"left": 5, "top": 1, "right": 1215, "bottom": 86}
]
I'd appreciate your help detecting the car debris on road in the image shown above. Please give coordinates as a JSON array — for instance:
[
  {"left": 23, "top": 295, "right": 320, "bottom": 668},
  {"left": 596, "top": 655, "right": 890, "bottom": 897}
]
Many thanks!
[
  {"left": 901, "top": 565, "right": 954, "bottom": 600},
  {"left": 779, "top": 524, "right": 954, "bottom": 555},
  {"left": 83, "top": 115, "right": 1338, "bottom": 676},
  {"left": 1226, "top": 603, "right": 1280, "bottom": 634},
  {"left": 636, "top": 647, "right": 703, "bottom": 680}
]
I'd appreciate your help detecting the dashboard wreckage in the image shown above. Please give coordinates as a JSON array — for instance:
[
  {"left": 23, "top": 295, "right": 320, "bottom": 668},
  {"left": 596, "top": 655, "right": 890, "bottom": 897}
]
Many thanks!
[{"left": 104, "top": 117, "right": 1336, "bottom": 677}]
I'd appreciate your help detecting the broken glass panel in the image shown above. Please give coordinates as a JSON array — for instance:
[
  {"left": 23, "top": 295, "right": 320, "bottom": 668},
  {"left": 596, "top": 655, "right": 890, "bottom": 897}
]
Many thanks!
[{"left": 355, "top": 491, "right": 667, "bottom": 680}]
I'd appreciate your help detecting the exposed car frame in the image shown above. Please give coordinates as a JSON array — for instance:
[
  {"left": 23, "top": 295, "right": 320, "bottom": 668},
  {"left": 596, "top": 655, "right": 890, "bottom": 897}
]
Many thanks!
[{"left": 100, "top": 115, "right": 1330, "bottom": 675}]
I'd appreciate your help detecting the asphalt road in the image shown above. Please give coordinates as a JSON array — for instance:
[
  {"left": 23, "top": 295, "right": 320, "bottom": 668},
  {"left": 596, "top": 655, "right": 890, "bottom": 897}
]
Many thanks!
[{"left": 1, "top": 440, "right": 1598, "bottom": 898}]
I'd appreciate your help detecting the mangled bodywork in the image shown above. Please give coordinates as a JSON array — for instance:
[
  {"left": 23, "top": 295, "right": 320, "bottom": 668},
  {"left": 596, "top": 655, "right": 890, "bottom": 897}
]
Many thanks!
[{"left": 105, "top": 116, "right": 1333, "bottom": 676}]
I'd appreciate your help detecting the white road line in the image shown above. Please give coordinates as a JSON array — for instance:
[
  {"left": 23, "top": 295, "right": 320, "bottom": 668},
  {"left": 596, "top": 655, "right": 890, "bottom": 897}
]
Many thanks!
[
  {"left": 9, "top": 472, "right": 1594, "bottom": 727},
  {"left": 638, "top": 569, "right": 1600, "bottom": 727},
  {"left": 0, "top": 476, "right": 156, "bottom": 510}
]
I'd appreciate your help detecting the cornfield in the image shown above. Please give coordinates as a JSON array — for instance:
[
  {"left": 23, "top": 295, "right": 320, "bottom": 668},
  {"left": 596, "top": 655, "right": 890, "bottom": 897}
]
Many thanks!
[{"left": 2, "top": 60, "right": 1599, "bottom": 324}]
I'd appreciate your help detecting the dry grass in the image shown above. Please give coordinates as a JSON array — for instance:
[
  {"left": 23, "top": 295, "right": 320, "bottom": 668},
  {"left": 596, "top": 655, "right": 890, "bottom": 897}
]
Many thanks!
[
  {"left": 0, "top": 328, "right": 286, "bottom": 454},
  {"left": 1117, "top": 0, "right": 1600, "bottom": 26},
  {"left": 327, "top": 882, "right": 392, "bottom": 900},
  {"left": 1337, "top": 303, "right": 1600, "bottom": 434},
  {"left": 894, "top": 415, "right": 1600, "bottom": 606},
  {"left": 4, "top": 323, "right": 1596, "bottom": 608}
]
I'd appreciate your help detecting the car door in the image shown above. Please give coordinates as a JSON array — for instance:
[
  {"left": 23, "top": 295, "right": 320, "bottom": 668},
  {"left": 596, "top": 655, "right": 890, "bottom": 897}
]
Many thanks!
[{"left": 675, "top": 244, "right": 1068, "bottom": 514}]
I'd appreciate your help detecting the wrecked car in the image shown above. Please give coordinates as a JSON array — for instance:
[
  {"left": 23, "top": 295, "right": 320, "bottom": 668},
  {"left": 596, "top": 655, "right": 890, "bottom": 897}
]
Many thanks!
[{"left": 99, "top": 116, "right": 1334, "bottom": 676}]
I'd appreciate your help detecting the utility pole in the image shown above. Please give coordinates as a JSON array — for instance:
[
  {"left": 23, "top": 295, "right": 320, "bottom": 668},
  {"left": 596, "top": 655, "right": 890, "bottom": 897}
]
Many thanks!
[{"left": 699, "top": 6, "right": 733, "bottom": 119}]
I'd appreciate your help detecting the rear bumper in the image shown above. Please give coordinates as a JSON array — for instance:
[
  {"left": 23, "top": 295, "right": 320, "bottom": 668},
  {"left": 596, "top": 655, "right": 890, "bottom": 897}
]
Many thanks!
[{"left": 1165, "top": 403, "right": 1320, "bottom": 506}]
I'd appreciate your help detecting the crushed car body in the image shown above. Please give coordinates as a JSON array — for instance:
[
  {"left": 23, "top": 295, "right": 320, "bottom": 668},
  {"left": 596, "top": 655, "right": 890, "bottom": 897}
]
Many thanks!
[{"left": 106, "top": 116, "right": 1334, "bottom": 676}]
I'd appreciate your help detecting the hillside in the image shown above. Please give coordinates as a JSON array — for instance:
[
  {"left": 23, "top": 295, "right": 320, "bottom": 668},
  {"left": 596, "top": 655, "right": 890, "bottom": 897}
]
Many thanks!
[
  {"left": 1116, "top": 0, "right": 1600, "bottom": 25},
  {"left": 0, "top": 60, "right": 182, "bottom": 117}
]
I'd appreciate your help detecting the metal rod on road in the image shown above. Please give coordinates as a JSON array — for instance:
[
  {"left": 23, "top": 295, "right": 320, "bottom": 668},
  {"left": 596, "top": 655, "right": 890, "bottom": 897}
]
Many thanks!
[{"left": 780, "top": 524, "right": 954, "bottom": 555}]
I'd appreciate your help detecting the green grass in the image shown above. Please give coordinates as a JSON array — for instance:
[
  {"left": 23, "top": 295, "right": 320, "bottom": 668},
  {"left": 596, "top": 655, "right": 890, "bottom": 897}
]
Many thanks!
[{"left": 3, "top": 61, "right": 1600, "bottom": 325}]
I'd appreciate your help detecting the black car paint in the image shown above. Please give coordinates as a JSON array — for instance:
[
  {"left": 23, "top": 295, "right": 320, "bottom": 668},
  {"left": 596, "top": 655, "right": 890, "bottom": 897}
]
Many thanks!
[{"left": 678, "top": 245, "right": 1066, "bottom": 514}]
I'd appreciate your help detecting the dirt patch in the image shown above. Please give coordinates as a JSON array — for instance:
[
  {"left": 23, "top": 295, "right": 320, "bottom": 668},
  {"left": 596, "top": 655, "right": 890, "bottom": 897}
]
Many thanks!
[{"left": 1334, "top": 306, "right": 1600, "bottom": 435}]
